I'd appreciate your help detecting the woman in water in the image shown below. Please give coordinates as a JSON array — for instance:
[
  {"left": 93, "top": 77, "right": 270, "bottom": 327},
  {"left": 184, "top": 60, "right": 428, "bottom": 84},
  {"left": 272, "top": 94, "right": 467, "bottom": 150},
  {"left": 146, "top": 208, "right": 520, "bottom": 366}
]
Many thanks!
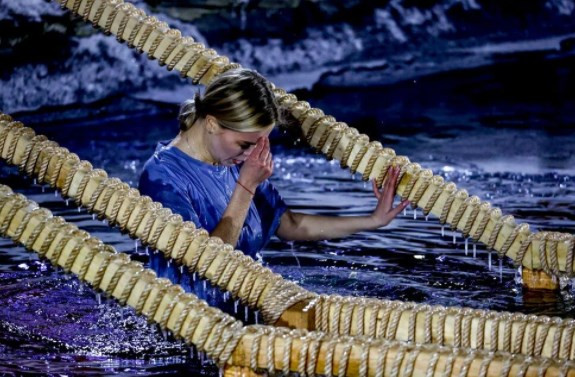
[{"left": 139, "top": 68, "right": 409, "bottom": 260}]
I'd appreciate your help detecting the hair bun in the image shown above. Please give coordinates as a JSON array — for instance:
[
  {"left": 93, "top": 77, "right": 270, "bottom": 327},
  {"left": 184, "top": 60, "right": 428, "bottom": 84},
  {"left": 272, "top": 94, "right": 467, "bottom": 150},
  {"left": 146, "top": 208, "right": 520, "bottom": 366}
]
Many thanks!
[{"left": 193, "top": 92, "right": 204, "bottom": 116}]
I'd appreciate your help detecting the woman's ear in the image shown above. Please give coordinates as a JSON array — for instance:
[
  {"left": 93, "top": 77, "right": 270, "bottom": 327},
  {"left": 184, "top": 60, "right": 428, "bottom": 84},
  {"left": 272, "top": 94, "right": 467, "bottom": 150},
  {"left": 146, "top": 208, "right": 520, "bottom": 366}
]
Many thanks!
[{"left": 205, "top": 115, "right": 219, "bottom": 134}]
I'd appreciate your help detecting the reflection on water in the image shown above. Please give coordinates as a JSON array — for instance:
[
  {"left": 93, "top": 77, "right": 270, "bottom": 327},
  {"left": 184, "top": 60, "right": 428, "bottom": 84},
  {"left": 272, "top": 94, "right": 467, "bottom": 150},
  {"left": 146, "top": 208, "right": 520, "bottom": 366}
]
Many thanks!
[{"left": 0, "top": 111, "right": 574, "bottom": 374}]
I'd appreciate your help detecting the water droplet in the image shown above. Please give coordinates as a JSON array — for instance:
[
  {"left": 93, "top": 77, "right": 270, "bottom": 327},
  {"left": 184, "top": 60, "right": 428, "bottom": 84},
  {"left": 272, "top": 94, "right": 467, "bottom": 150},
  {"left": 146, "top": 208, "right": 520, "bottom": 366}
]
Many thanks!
[
  {"left": 559, "top": 276, "right": 570, "bottom": 290},
  {"left": 514, "top": 266, "right": 523, "bottom": 285}
]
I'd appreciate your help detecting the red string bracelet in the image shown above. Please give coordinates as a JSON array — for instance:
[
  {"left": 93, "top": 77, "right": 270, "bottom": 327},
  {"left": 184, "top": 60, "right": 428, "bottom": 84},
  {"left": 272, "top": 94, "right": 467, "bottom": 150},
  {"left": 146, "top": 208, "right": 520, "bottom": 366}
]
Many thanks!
[{"left": 237, "top": 181, "right": 255, "bottom": 196}]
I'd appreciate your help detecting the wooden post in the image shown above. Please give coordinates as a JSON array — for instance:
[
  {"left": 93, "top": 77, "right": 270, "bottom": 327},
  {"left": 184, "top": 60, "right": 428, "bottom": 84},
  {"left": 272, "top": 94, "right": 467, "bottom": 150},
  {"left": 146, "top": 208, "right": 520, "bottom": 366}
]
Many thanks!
[
  {"left": 275, "top": 299, "right": 315, "bottom": 330},
  {"left": 522, "top": 268, "right": 559, "bottom": 290},
  {"left": 224, "top": 366, "right": 264, "bottom": 377}
]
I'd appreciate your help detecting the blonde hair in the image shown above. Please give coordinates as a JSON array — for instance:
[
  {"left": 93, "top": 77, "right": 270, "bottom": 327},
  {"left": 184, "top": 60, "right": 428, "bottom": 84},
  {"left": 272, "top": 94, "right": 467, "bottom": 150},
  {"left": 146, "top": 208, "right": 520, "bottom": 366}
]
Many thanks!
[{"left": 178, "top": 69, "right": 280, "bottom": 132}]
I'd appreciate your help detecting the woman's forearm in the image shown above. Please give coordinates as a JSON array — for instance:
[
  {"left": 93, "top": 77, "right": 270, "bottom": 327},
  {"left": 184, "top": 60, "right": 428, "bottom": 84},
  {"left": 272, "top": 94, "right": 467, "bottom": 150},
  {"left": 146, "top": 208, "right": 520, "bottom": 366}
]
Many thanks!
[
  {"left": 277, "top": 211, "right": 381, "bottom": 241},
  {"left": 211, "top": 186, "right": 253, "bottom": 247}
]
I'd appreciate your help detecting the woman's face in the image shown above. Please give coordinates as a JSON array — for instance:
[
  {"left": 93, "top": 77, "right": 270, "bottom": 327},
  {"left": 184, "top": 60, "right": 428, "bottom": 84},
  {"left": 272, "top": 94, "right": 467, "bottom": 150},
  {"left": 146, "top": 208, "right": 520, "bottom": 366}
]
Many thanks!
[{"left": 208, "top": 120, "right": 273, "bottom": 167}]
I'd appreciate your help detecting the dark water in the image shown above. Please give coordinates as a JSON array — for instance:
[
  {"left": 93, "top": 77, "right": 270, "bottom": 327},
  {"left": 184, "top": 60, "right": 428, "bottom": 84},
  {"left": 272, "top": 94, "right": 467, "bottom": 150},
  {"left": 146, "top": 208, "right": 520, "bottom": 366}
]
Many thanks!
[{"left": 1, "top": 93, "right": 575, "bottom": 374}]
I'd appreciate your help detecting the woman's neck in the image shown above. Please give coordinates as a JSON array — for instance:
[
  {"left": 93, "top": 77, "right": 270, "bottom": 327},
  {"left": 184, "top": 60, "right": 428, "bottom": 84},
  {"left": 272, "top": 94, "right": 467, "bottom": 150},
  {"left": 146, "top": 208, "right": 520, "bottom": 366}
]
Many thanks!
[{"left": 174, "top": 121, "right": 218, "bottom": 165}]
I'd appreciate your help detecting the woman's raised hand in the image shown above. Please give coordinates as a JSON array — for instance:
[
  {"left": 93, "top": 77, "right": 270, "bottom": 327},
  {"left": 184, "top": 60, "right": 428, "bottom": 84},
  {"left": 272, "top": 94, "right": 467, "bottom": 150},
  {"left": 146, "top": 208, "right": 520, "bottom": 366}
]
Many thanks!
[
  {"left": 238, "top": 137, "right": 273, "bottom": 193},
  {"left": 370, "top": 166, "right": 410, "bottom": 228}
]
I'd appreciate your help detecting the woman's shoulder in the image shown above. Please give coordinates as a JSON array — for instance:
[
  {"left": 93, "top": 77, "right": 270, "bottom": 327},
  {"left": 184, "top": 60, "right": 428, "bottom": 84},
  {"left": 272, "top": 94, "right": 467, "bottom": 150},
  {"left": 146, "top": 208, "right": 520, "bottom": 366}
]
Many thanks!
[{"left": 140, "top": 141, "right": 195, "bottom": 192}]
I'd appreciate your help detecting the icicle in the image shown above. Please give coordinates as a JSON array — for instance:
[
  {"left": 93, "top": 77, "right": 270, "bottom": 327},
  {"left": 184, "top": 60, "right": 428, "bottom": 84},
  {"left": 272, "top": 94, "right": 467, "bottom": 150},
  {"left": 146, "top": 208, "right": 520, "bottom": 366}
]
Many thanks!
[
  {"left": 96, "top": 293, "right": 102, "bottom": 305},
  {"left": 193, "top": 272, "right": 197, "bottom": 282},
  {"left": 203, "top": 280, "right": 207, "bottom": 292},
  {"left": 190, "top": 347, "right": 195, "bottom": 360},
  {"left": 425, "top": 214, "right": 429, "bottom": 221},
  {"left": 167, "top": 260, "right": 171, "bottom": 268},
  {"left": 219, "top": 367, "right": 224, "bottom": 377},
  {"left": 499, "top": 258, "right": 503, "bottom": 282},
  {"left": 488, "top": 250, "right": 492, "bottom": 271},
  {"left": 452, "top": 232, "right": 457, "bottom": 245},
  {"left": 200, "top": 352, "right": 205, "bottom": 365},
  {"left": 255, "top": 311, "right": 259, "bottom": 324},
  {"left": 244, "top": 306, "right": 249, "bottom": 322},
  {"left": 41, "top": 185, "right": 45, "bottom": 193},
  {"left": 161, "top": 328, "right": 168, "bottom": 341},
  {"left": 403, "top": 208, "right": 407, "bottom": 216},
  {"left": 212, "top": 288, "right": 216, "bottom": 297},
  {"left": 92, "top": 213, "right": 96, "bottom": 221},
  {"left": 464, "top": 238, "right": 469, "bottom": 256},
  {"left": 54, "top": 190, "right": 58, "bottom": 197},
  {"left": 179, "top": 266, "right": 184, "bottom": 274},
  {"left": 223, "top": 292, "right": 229, "bottom": 302},
  {"left": 145, "top": 247, "right": 149, "bottom": 256},
  {"left": 134, "top": 240, "right": 138, "bottom": 253},
  {"left": 77, "top": 206, "right": 81, "bottom": 213},
  {"left": 65, "top": 199, "right": 69, "bottom": 206},
  {"left": 473, "top": 243, "right": 477, "bottom": 258},
  {"left": 413, "top": 209, "right": 417, "bottom": 220},
  {"left": 102, "top": 219, "right": 107, "bottom": 225},
  {"left": 441, "top": 226, "right": 445, "bottom": 237},
  {"left": 33, "top": 178, "right": 37, "bottom": 185},
  {"left": 234, "top": 300, "right": 239, "bottom": 314},
  {"left": 78, "top": 283, "right": 84, "bottom": 294}
]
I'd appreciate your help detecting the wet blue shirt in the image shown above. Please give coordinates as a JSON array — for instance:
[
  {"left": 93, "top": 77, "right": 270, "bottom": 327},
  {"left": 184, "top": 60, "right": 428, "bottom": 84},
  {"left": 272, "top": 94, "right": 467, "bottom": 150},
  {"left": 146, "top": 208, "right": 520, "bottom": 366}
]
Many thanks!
[{"left": 138, "top": 140, "right": 288, "bottom": 258}]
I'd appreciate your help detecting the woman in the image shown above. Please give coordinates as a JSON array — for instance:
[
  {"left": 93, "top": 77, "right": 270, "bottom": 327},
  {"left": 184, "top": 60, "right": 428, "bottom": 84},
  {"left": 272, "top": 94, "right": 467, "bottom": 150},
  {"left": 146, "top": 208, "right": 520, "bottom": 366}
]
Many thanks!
[{"left": 138, "top": 68, "right": 409, "bottom": 260}]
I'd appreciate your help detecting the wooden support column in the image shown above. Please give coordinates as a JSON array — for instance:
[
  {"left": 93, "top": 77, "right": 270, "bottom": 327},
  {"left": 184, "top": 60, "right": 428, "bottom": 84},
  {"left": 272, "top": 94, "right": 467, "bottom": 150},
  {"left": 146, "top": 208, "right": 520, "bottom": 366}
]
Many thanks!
[
  {"left": 274, "top": 299, "right": 315, "bottom": 330},
  {"left": 522, "top": 268, "right": 559, "bottom": 291},
  {"left": 224, "top": 366, "right": 264, "bottom": 377}
]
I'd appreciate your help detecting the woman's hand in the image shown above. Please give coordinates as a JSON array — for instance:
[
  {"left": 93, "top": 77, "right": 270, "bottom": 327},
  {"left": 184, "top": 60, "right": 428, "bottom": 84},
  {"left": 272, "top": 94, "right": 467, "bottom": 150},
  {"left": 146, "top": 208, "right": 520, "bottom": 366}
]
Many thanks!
[
  {"left": 238, "top": 137, "right": 273, "bottom": 193},
  {"left": 370, "top": 166, "right": 410, "bottom": 228}
]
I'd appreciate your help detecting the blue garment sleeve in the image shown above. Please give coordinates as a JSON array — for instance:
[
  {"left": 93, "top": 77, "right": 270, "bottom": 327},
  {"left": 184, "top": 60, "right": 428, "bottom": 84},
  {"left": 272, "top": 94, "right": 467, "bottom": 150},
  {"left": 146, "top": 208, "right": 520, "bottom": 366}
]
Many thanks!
[
  {"left": 138, "top": 165, "right": 202, "bottom": 227},
  {"left": 253, "top": 179, "right": 288, "bottom": 242}
]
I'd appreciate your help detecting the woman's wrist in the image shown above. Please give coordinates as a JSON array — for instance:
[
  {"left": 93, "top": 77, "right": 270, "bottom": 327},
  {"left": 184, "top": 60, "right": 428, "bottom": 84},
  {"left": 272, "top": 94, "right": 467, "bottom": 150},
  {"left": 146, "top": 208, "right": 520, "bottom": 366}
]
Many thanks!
[
  {"left": 367, "top": 214, "right": 387, "bottom": 229},
  {"left": 237, "top": 180, "right": 255, "bottom": 196}
]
